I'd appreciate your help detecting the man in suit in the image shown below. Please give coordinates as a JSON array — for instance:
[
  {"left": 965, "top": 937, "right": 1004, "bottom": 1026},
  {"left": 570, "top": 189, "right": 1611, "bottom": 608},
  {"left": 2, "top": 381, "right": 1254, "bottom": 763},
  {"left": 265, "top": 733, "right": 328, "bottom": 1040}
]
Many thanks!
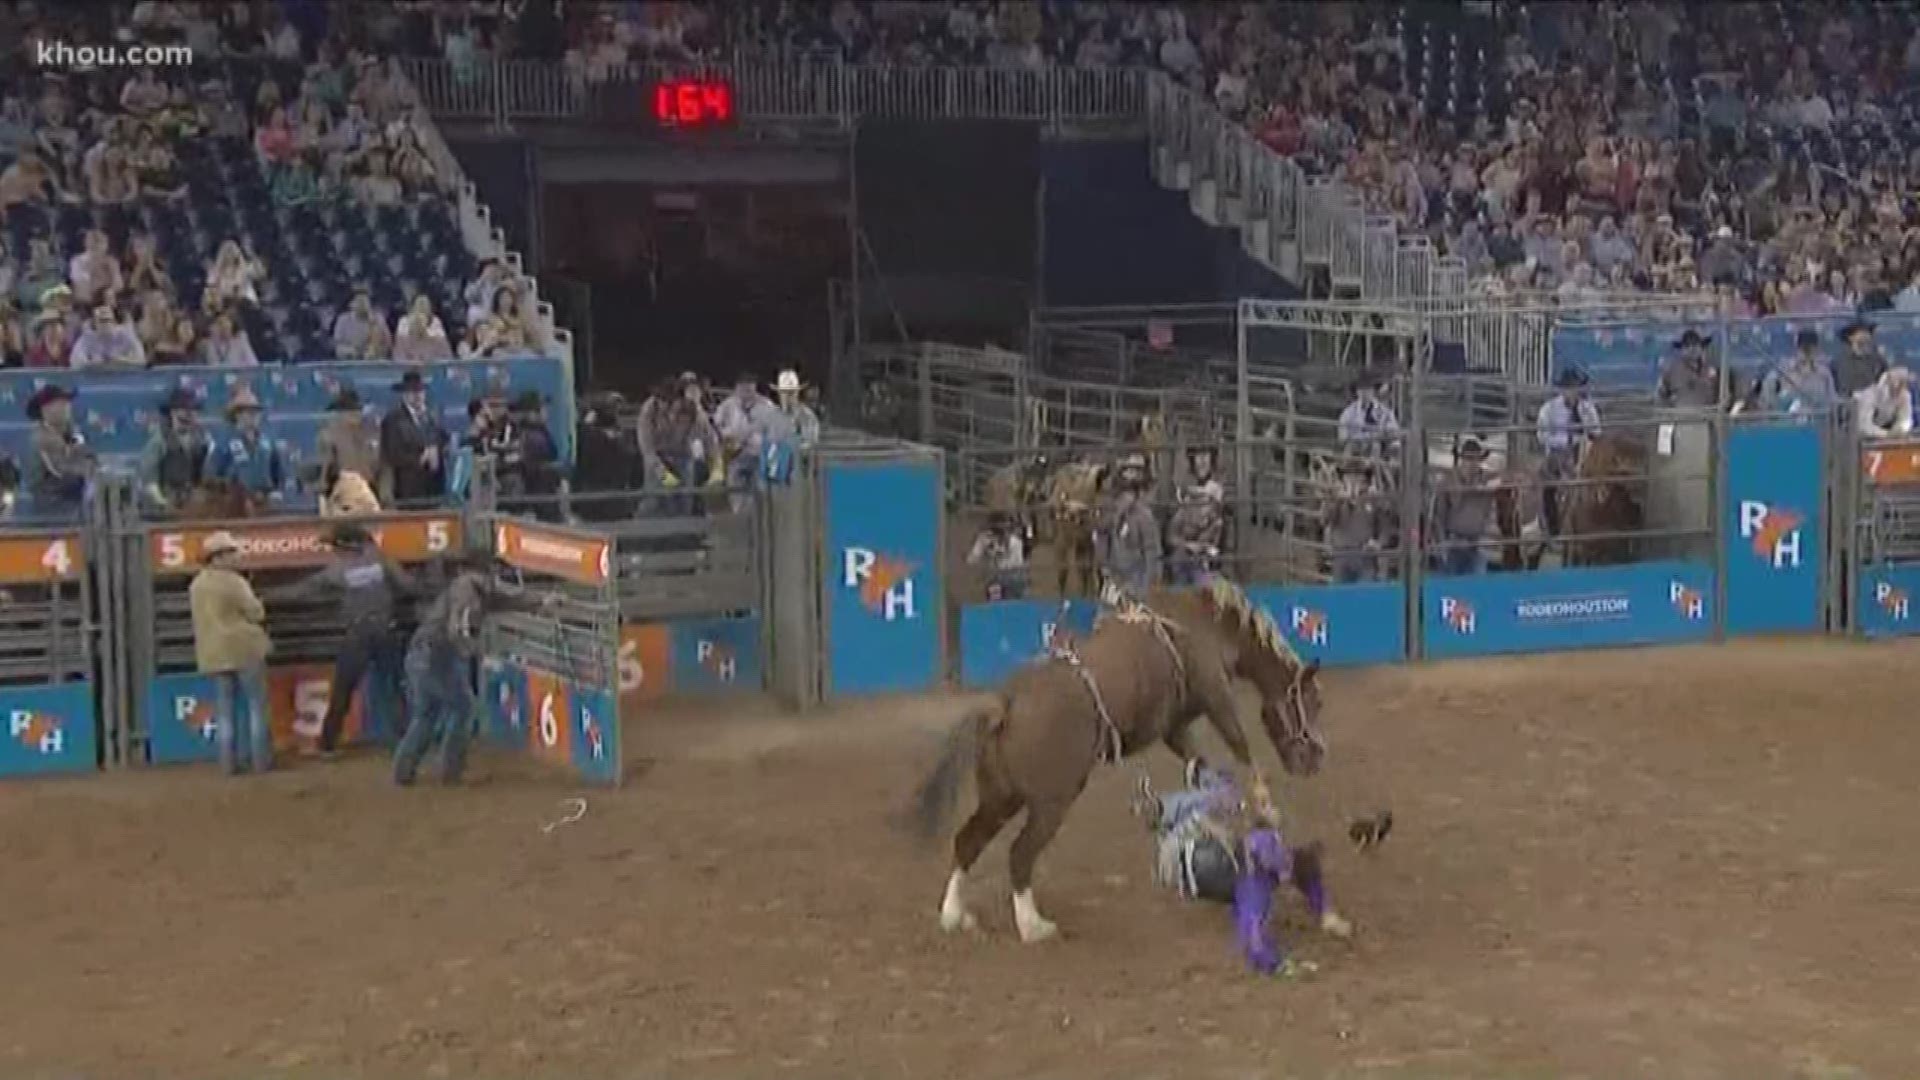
[{"left": 380, "top": 370, "right": 446, "bottom": 504}]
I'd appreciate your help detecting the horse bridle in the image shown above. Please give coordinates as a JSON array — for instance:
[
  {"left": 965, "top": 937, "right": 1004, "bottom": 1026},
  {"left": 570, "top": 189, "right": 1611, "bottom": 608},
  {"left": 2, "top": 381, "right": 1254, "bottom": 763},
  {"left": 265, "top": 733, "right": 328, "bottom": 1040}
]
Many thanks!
[{"left": 1272, "top": 664, "right": 1326, "bottom": 760}]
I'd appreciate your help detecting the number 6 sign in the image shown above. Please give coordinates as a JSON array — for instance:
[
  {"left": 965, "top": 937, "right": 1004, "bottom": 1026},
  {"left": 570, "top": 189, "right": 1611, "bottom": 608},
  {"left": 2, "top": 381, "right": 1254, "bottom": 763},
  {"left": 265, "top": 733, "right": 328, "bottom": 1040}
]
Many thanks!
[{"left": 523, "top": 668, "right": 572, "bottom": 765}]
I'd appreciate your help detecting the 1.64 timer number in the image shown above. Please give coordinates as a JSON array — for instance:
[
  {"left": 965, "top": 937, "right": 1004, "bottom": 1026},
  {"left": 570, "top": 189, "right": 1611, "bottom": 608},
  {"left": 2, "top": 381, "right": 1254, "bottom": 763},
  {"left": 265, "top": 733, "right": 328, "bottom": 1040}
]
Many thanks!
[{"left": 652, "top": 77, "right": 734, "bottom": 128}]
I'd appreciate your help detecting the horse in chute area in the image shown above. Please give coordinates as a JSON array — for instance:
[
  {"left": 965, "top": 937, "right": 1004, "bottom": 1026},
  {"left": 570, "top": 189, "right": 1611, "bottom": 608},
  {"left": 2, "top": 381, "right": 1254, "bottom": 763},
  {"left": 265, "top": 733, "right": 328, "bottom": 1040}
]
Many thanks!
[
  {"left": 1556, "top": 434, "right": 1646, "bottom": 567},
  {"left": 982, "top": 454, "right": 1052, "bottom": 548},
  {"left": 1043, "top": 459, "right": 1110, "bottom": 596},
  {"left": 908, "top": 576, "right": 1327, "bottom": 943}
]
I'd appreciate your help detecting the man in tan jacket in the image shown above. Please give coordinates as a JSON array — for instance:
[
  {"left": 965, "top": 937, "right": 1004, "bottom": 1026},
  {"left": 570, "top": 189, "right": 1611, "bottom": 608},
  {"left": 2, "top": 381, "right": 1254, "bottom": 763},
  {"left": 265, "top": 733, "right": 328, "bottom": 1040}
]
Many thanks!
[{"left": 189, "top": 531, "right": 274, "bottom": 774}]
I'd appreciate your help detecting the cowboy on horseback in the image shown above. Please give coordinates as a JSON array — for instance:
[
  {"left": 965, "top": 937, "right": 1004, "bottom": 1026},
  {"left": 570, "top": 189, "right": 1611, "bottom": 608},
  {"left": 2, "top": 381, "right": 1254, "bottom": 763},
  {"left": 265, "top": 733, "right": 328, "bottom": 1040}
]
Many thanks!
[
  {"left": 140, "top": 387, "right": 210, "bottom": 515},
  {"left": 1536, "top": 367, "right": 1601, "bottom": 541},
  {"left": 1133, "top": 761, "right": 1351, "bottom": 976},
  {"left": 1167, "top": 446, "right": 1225, "bottom": 586}
]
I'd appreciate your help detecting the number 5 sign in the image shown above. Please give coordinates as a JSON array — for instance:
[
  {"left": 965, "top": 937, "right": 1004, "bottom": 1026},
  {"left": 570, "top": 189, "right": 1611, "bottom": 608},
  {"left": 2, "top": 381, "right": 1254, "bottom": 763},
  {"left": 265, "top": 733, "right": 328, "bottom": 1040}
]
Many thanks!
[{"left": 0, "top": 534, "right": 84, "bottom": 584}]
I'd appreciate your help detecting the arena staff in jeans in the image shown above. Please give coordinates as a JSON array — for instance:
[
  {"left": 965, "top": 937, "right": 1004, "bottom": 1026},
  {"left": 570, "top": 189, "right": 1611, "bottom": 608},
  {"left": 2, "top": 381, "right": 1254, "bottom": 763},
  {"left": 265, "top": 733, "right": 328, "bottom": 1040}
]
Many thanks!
[
  {"left": 276, "top": 522, "right": 421, "bottom": 755},
  {"left": 189, "top": 531, "right": 273, "bottom": 774},
  {"left": 393, "top": 553, "right": 558, "bottom": 786}
]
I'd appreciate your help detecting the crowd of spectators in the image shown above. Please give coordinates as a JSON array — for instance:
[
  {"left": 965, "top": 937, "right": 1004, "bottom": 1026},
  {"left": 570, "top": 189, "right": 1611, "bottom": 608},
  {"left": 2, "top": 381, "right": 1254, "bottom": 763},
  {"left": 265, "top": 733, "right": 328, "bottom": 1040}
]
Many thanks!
[
  {"left": 403, "top": 1, "right": 1920, "bottom": 320},
  {"left": 0, "top": 0, "right": 542, "bottom": 370}
]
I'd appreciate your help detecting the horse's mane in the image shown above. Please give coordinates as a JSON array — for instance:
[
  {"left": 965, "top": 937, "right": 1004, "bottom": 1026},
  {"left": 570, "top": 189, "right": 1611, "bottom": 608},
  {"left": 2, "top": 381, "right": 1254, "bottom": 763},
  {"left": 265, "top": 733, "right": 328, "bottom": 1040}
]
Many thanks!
[{"left": 1203, "top": 575, "right": 1303, "bottom": 673}]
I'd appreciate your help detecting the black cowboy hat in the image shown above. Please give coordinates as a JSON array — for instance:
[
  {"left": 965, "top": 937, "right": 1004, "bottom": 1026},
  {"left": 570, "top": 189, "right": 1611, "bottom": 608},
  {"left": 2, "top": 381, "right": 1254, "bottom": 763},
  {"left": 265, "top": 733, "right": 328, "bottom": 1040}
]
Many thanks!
[
  {"left": 25, "top": 384, "right": 74, "bottom": 420},
  {"left": 510, "top": 390, "right": 544, "bottom": 413},
  {"left": 1796, "top": 328, "right": 1821, "bottom": 349},
  {"left": 1840, "top": 316, "right": 1877, "bottom": 341},
  {"left": 327, "top": 386, "right": 363, "bottom": 411},
  {"left": 1672, "top": 328, "right": 1713, "bottom": 349},
  {"left": 1553, "top": 366, "right": 1589, "bottom": 389},
  {"left": 1455, "top": 436, "right": 1489, "bottom": 460},
  {"left": 391, "top": 369, "right": 429, "bottom": 392},
  {"left": 158, "top": 387, "right": 201, "bottom": 415},
  {"left": 326, "top": 522, "right": 374, "bottom": 549}
]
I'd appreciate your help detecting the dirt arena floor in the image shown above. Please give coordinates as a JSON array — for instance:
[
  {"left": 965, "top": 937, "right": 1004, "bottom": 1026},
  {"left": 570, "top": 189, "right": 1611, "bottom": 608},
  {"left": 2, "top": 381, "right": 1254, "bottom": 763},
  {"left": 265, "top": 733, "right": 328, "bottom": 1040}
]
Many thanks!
[{"left": 5, "top": 640, "right": 1920, "bottom": 1079}]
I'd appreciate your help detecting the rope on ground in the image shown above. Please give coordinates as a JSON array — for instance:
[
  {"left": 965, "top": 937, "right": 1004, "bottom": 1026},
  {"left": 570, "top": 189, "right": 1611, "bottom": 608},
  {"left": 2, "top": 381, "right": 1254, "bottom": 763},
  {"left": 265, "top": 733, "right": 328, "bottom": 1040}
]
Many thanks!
[{"left": 541, "top": 797, "right": 588, "bottom": 833}]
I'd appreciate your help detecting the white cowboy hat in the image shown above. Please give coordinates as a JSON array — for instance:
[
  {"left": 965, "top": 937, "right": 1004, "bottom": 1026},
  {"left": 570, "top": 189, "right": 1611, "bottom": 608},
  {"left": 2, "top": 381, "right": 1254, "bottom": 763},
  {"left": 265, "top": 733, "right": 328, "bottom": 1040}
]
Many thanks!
[
  {"left": 775, "top": 369, "right": 802, "bottom": 393},
  {"left": 202, "top": 531, "right": 241, "bottom": 558}
]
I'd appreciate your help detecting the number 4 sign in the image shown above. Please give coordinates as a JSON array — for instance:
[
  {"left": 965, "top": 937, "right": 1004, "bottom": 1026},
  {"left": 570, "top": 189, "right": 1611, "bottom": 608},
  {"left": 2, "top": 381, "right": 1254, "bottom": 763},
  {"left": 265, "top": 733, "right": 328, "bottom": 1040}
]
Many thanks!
[{"left": 0, "top": 535, "right": 84, "bottom": 584}]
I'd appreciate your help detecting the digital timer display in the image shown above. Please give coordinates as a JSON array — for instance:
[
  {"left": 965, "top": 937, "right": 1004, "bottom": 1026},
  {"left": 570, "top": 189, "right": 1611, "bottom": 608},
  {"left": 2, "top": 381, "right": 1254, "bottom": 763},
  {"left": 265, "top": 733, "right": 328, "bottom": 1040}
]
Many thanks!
[{"left": 652, "top": 78, "right": 736, "bottom": 129}]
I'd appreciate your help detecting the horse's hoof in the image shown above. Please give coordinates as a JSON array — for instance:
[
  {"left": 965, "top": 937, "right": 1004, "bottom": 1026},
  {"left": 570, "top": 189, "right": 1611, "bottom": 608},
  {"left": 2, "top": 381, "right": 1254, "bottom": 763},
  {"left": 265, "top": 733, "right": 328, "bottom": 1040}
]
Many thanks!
[
  {"left": 1012, "top": 890, "right": 1058, "bottom": 943},
  {"left": 1320, "top": 911, "right": 1354, "bottom": 939},
  {"left": 939, "top": 907, "right": 978, "bottom": 934}
]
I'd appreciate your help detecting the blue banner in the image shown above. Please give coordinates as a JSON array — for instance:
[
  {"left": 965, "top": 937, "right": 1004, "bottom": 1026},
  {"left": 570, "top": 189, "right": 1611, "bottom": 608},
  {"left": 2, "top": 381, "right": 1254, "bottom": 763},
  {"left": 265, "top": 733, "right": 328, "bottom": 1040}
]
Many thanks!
[
  {"left": 1723, "top": 423, "right": 1825, "bottom": 634},
  {"left": 0, "top": 355, "right": 575, "bottom": 467},
  {"left": 1245, "top": 582, "right": 1406, "bottom": 667},
  {"left": 480, "top": 657, "right": 620, "bottom": 784},
  {"left": 0, "top": 681, "right": 95, "bottom": 777},
  {"left": 669, "top": 615, "right": 764, "bottom": 692},
  {"left": 821, "top": 458, "right": 943, "bottom": 695},
  {"left": 1854, "top": 566, "right": 1920, "bottom": 637},
  {"left": 958, "top": 599, "right": 1101, "bottom": 689},
  {"left": 1551, "top": 312, "right": 1920, "bottom": 389},
  {"left": 1422, "top": 561, "right": 1715, "bottom": 659},
  {"left": 481, "top": 658, "right": 530, "bottom": 747},
  {"left": 146, "top": 672, "right": 223, "bottom": 764}
]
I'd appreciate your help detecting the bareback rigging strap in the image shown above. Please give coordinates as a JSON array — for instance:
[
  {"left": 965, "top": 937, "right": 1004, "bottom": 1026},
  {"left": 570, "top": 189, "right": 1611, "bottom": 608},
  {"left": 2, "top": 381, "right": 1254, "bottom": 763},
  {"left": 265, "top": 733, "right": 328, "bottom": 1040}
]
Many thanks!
[{"left": 1050, "top": 597, "right": 1187, "bottom": 767}]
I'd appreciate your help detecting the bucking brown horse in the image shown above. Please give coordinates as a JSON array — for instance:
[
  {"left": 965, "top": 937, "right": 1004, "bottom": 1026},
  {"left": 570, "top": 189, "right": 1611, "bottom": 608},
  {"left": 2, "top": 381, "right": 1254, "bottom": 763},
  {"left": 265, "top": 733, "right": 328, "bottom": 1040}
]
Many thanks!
[{"left": 909, "top": 576, "right": 1326, "bottom": 942}]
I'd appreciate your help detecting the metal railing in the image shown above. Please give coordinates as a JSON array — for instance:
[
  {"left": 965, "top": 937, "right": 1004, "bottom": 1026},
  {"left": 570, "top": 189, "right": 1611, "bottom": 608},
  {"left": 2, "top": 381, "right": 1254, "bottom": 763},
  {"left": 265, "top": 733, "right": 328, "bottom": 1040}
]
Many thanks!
[{"left": 403, "top": 58, "right": 1146, "bottom": 129}]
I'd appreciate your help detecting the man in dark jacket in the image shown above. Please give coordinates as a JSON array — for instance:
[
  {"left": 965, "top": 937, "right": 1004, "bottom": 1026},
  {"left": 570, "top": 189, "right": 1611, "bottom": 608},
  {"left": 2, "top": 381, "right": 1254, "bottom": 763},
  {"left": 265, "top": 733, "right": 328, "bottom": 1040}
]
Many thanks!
[
  {"left": 26, "top": 385, "right": 96, "bottom": 518},
  {"left": 139, "top": 387, "right": 209, "bottom": 514},
  {"left": 1832, "top": 318, "right": 1888, "bottom": 397},
  {"left": 380, "top": 370, "right": 447, "bottom": 504},
  {"left": 276, "top": 522, "right": 422, "bottom": 753},
  {"left": 572, "top": 391, "right": 641, "bottom": 521}
]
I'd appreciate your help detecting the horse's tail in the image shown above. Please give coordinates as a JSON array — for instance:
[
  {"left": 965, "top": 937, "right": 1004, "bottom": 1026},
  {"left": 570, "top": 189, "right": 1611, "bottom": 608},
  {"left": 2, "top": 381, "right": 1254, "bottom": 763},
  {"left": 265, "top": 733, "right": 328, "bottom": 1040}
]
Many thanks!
[{"left": 904, "top": 698, "right": 1001, "bottom": 842}]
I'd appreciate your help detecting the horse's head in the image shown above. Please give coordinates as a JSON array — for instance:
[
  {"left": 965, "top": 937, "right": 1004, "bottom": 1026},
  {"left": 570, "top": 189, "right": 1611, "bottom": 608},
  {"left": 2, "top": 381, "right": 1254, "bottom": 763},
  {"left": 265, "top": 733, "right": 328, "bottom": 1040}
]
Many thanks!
[{"left": 1201, "top": 577, "right": 1327, "bottom": 777}]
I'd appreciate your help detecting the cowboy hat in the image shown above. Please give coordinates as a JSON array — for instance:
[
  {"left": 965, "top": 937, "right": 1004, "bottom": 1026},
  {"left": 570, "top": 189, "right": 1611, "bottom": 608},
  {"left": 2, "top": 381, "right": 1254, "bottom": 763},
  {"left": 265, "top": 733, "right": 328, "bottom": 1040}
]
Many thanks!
[
  {"left": 1672, "top": 328, "right": 1713, "bottom": 349},
  {"left": 158, "top": 387, "right": 201, "bottom": 415},
  {"left": 391, "top": 369, "right": 429, "bottom": 392},
  {"left": 201, "top": 530, "right": 241, "bottom": 558},
  {"left": 25, "top": 384, "right": 74, "bottom": 420},
  {"left": 1455, "top": 435, "right": 1490, "bottom": 460},
  {"left": 327, "top": 386, "right": 363, "bottom": 411},
  {"left": 1840, "top": 317, "right": 1877, "bottom": 341},
  {"left": 510, "top": 390, "right": 544, "bottom": 413},
  {"left": 775, "top": 369, "right": 803, "bottom": 393},
  {"left": 1553, "top": 366, "right": 1589, "bottom": 388},
  {"left": 225, "top": 386, "right": 263, "bottom": 418},
  {"left": 38, "top": 284, "right": 72, "bottom": 307}
]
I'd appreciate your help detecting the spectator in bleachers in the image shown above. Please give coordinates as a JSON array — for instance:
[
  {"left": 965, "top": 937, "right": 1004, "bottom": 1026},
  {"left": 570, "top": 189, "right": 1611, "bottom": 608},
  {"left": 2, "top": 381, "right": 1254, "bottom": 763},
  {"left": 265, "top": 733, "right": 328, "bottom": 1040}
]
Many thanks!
[
  {"left": 201, "top": 311, "right": 259, "bottom": 367},
  {"left": 134, "top": 291, "right": 174, "bottom": 354},
  {"left": 37, "top": 285, "right": 79, "bottom": 336},
  {"left": 351, "top": 150, "right": 405, "bottom": 208},
  {"left": 204, "top": 81, "right": 250, "bottom": 141},
  {"left": 67, "top": 231, "right": 122, "bottom": 308},
  {"left": 1760, "top": 330, "right": 1839, "bottom": 415},
  {"left": 130, "top": 126, "right": 185, "bottom": 201},
  {"left": 204, "top": 240, "right": 264, "bottom": 310},
  {"left": 25, "top": 384, "right": 94, "bottom": 514},
  {"left": 381, "top": 370, "right": 448, "bottom": 504},
  {"left": 1855, "top": 367, "right": 1916, "bottom": 438},
  {"left": 0, "top": 95, "right": 31, "bottom": 160},
  {"left": 332, "top": 288, "right": 392, "bottom": 361},
  {"left": 254, "top": 105, "right": 297, "bottom": 168},
  {"left": 393, "top": 294, "right": 452, "bottom": 361},
  {"left": 119, "top": 67, "right": 168, "bottom": 117},
  {"left": 206, "top": 387, "right": 288, "bottom": 503},
  {"left": 123, "top": 232, "right": 167, "bottom": 297},
  {"left": 0, "top": 242, "right": 13, "bottom": 307},
  {"left": 458, "top": 316, "right": 509, "bottom": 360},
  {"left": 25, "top": 312, "right": 73, "bottom": 369},
  {"left": 0, "top": 299, "right": 23, "bottom": 367},
  {"left": 150, "top": 311, "right": 198, "bottom": 367},
  {"left": 71, "top": 303, "right": 146, "bottom": 369},
  {"left": 270, "top": 152, "right": 323, "bottom": 208},
  {"left": 86, "top": 142, "right": 137, "bottom": 207},
  {"left": 489, "top": 284, "right": 534, "bottom": 351},
  {"left": 1834, "top": 319, "right": 1888, "bottom": 396},
  {"left": 464, "top": 259, "right": 508, "bottom": 326}
]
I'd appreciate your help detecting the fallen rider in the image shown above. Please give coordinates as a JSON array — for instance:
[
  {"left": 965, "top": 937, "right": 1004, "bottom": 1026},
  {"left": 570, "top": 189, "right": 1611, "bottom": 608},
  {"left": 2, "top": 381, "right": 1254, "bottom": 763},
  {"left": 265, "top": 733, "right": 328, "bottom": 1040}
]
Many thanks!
[{"left": 1134, "top": 762, "right": 1352, "bottom": 976}]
